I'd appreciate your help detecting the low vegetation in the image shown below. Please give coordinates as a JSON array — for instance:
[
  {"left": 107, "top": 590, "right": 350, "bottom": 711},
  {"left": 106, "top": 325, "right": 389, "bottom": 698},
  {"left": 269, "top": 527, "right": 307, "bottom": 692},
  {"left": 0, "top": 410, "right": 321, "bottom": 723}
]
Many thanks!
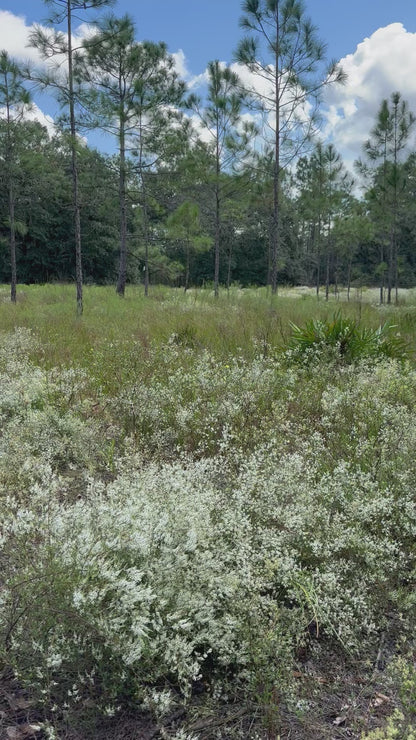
[{"left": 1, "top": 285, "right": 416, "bottom": 739}]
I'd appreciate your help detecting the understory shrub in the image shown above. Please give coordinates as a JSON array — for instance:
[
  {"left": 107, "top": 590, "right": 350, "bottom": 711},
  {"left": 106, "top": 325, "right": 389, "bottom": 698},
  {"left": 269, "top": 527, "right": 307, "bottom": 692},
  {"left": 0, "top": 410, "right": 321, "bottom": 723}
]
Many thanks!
[
  {"left": 1, "top": 325, "right": 416, "bottom": 734},
  {"left": 288, "top": 313, "right": 408, "bottom": 363},
  {"left": 112, "top": 346, "right": 294, "bottom": 458}
]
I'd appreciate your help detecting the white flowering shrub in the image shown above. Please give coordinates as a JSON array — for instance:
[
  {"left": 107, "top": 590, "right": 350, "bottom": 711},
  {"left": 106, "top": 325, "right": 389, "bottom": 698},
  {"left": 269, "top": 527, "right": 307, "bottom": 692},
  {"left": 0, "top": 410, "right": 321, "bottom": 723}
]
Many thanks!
[
  {"left": 1, "top": 323, "right": 416, "bottom": 735},
  {"left": 0, "top": 333, "right": 107, "bottom": 499},
  {"left": 0, "top": 457, "right": 297, "bottom": 711},
  {"left": 112, "top": 346, "right": 293, "bottom": 458}
]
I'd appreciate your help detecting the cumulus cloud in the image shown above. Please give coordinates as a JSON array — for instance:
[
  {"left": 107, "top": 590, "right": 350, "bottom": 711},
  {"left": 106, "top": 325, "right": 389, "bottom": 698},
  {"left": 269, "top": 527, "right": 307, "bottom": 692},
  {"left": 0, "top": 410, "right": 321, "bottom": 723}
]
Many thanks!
[
  {"left": 185, "top": 24, "right": 416, "bottom": 173},
  {"left": 3, "top": 8, "right": 416, "bottom": 173},
  {"left": 0, "top": 11, "right": 99, "bottom": 138},
  {"left": 322, "top": 23, "right": 416, "bottom": 169},
  {"left": 23, "top": 104, "right": 56, "bottom": 136},
  {"left": 172, "top": 49, "right": 191, "bottom": 81},
  {"left": 188, "top": 69, "right": 210, "bottom": 90},
  {"left": 0, "top": 10, "right": 95, "bottom": 68},
  {"left": 0, "top": 10, "right": 43, "bottom": 64}
]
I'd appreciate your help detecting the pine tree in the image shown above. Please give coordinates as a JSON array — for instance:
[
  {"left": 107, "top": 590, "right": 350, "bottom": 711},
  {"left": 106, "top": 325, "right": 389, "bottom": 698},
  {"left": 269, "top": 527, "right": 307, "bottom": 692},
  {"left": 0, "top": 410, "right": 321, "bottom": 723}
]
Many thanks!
[
  {"left": 187, "top": 61, "right": 255, "bottom": 297},
  {"left": 359, "top": 93, "right": 415, "bottom": 304},
  {"left": 29, "top": 0, "right": 115, "bottom": 314},
  {"left": 235, "top": 0, "right": 345, "bottom": 294},
  {"left": 80, "top": 14, "right": 185, "bottom": 296},
  {"left": 0, "top": 52, "right": 31, "bottom": 303}
]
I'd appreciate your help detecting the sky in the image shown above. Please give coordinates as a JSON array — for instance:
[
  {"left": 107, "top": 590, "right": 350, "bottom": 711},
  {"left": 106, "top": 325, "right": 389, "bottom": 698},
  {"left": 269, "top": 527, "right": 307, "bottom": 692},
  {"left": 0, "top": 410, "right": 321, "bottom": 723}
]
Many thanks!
[{"left": 1, "top": 0, "right": 416, "bottom": 170}]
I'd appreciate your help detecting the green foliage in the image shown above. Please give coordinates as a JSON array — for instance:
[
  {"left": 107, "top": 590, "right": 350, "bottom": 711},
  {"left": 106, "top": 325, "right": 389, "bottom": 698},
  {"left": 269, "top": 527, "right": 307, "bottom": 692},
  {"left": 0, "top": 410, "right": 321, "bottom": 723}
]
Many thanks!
[
  {"left": 362, "top": 714, "right": 416, "bottom": 739},
  {"left": 362, "top": 659, "right": 416, "bottom": 739},
  {"left": 288, "top": 312, "right": 408, "bottom": 363}
]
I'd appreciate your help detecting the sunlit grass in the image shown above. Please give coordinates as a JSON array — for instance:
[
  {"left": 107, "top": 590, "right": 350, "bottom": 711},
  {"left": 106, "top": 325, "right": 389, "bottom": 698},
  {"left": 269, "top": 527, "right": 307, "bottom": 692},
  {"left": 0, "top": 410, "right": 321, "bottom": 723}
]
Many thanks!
[{"left": 2, "top": 283, "right": 413, "bottom": 370}]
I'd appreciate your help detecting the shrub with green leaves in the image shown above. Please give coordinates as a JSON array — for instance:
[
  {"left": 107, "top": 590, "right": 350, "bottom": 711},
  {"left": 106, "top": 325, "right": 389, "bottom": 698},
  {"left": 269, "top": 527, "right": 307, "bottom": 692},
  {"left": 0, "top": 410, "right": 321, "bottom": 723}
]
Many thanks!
[{"left": 288, "top": 313, "right": 408, "bottom": 363}]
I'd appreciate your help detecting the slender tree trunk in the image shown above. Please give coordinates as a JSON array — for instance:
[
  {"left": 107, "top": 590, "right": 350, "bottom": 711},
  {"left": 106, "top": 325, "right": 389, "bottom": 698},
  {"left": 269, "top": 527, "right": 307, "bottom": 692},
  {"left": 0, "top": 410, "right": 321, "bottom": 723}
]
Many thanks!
[
  {"left": 347, "top": 258, "right": 352, "bottom": 301},
  {"left": 267, "top": 220, "right": 272, "bottom": 287},
  {"left": 67, "top": 0, "right": 83, "bottom": 315},
  {"left": 334, "top": 254, "right": 339, "bottom": 299},
  {"left": 6, "top": 101, "right": 17, "bottom": 303},
  {"left": 326, "top": 212, "right": 332, "bottom": 302},
  {"left": 387, "top": 228, "right": 394, "bottom": 305},
  {"left": 137, "top": 118, "right": 150, "bottom": 297},
  {"left": 214, "top": 127, "right": 221, "bottom": 298},
  {"left": 227, "top": 240, "right": 232, "bottom": 292},
  {"left": 9, "top": 182, "right": 16, "bottom": 303},
  {"left": 395, "top": 263, "right": 399, "bottom": 304},
  {"left": 142, "top": 177, "right": 149, "bottom": 297},
  {"left": 271, "top": 2, "right": 280, "bottom": 295},
  {"left": 325, "top": 250, "right": 330, "bottom": 301},
  {"left": 185, "top": 241, "right": 190, "bottom": 292},
  {"left": 214, "top": 192, "right": 220, "bottom": 297},
  {"left": 316, "top": 188, "right": 322, "bottom": 300},
  {"left": 379, "top": 244, "right": 384, "bottom": 304},
  {"left": 116, "top": 119, "right": 127, "bottom": 296},
  {"left": 393, "top": 180, "right": 398, "bottom": 305},
  {"left": 307, "top": 222, "right": 313, "bottom": 285},
  {"left": 394, "top": 235, "right": 399, "bottom": 305},
  {"left": 316, "top": 250, "right": 320, "bottom": 299},
  {"left": 143, "top": 204, "right": 149, "bottom": 296}
]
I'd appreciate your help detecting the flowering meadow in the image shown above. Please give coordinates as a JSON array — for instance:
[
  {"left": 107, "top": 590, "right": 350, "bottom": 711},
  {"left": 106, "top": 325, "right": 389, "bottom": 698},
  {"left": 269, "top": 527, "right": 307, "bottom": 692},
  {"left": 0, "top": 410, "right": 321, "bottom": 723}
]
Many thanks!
[{"left": 1, "top": 285, "right": 416, "bottom": 739}]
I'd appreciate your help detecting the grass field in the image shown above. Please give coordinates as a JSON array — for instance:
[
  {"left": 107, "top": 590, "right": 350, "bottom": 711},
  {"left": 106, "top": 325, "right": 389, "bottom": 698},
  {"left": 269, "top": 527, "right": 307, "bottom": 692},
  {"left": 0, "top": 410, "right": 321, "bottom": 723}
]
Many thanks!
[{"left": 1, "top": 284, "right": 416, "bottom": 739}]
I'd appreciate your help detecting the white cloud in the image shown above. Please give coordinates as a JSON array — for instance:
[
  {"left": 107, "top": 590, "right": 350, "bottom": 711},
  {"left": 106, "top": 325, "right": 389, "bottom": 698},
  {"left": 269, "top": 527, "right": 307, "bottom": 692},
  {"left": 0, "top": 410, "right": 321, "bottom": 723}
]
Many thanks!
[
  {"left": 23, "top": 104, "right": 56, "bottom": 136},
  {"left": 0, "top": 10, "right": 43, "bottom": 64},
  {"left": 0, "top": 102, "right": 56, "bottom": 136},
  {"left": 187, "top": 68, "right": 210, "bottom": 90},
  {"left": 0, "top": 11, "right": 99, "bottom": 140},
  {"left": 0, "top": 10, "right": 95, "bottom": 67},
  {"left": 171, "top": 48, "right": 211, "bottom": 90},
  {"left": 172, "top": 49, "right": 190, "bottom": 81},
  {"left": 179, "top": 25, "right": 416, "bottom": 175},
  {"left": 322, "top": 23, "right": 416, "bottom": 169}
]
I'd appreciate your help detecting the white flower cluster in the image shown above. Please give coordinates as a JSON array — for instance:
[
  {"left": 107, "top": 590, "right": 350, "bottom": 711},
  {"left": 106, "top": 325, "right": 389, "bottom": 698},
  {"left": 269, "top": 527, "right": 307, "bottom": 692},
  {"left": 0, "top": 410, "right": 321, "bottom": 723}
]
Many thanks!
[{"left": 1, "top": 329, "right": 416, "bottom": 728}]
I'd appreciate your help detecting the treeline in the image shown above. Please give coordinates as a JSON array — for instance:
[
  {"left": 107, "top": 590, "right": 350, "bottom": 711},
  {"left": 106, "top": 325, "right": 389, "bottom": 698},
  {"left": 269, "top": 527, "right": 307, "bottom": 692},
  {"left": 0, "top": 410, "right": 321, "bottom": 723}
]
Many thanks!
[{"left": 1, "top": 1, "right": 416, "bottom": 305}]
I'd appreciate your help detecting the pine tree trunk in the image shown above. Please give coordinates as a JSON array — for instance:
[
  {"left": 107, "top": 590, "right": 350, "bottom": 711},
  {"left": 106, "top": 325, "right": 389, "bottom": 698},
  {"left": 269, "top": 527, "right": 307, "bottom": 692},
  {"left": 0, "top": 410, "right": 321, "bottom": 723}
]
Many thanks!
[
  {"left": 379, "top": 244, "right": 384, "bottom": 304},
  {"left": 227, "top": 241, "right": 232, "bottom": 292},
  {"left": 6, "top": 102, "right": 16, "bottom": 304},
  {"left": 271, "top": 4, "right": 280, "bottom": 296},
  {"left": 214, "top": 133, "right": 220, "bottom": 298},
  {"left": 325, "top": 250, "right": 330, "bottom": 301},
  {"left": 334, "top": 254, "right": 339, "bottom": 299},
  {"left": 9, "top": 181, "right": 16, "bottom": 304},
  {"left": 394, "top": 243, "right": 399, "bottom": 305},
  {"left": 142, "top": 178, "right": 149, "bottom": 297},
  {"left": 387, "top": 230, "right": 394, "bottom": 305},
  {"left": 347, "top": 258, "right": 352, "bottom": 302},
  {"left": 316, "top": 214, "right": 321, "bottom": 300},
  {"left": 116, "top": 123, "right": 127, "bottom": 296},
  {"left": 316, "top": 253, "right": 320, "bottom": 299},
  {"left": 67, "top": 0, "right": 83, "bottom": 315},
  {"left": 185, "top": 242, "right": 190, "bottom": 292}
]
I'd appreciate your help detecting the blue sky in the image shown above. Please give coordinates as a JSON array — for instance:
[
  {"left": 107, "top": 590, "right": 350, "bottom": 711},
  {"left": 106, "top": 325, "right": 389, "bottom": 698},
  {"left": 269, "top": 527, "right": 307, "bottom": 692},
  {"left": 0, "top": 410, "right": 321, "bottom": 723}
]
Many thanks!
[
  {"left": 1, "top": 0, "right": 416, "bottom": 167},
  {"left": 2, "top": 0, "right": 415, "bottom": 77}
]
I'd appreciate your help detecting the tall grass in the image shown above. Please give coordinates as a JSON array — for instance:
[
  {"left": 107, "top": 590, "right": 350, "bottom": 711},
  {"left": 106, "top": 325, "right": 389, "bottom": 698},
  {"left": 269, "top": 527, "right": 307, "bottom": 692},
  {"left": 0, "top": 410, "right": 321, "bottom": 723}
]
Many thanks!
[{"left": 1, "top": 283, "right": 412, "bottom": 367}]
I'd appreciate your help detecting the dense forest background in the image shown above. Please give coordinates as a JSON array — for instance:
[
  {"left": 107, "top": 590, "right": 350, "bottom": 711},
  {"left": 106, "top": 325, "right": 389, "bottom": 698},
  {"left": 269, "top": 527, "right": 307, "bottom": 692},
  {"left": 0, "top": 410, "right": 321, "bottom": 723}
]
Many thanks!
[{"left": 1, "top": 0, "right": 416, "bottom": 304}]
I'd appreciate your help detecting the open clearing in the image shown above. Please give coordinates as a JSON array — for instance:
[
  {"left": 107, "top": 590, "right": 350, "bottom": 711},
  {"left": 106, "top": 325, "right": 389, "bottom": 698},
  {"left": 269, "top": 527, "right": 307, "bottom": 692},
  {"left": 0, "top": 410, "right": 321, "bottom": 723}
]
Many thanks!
[{"left": 1, "top": 285, "right": 415, "bottom": 739}]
